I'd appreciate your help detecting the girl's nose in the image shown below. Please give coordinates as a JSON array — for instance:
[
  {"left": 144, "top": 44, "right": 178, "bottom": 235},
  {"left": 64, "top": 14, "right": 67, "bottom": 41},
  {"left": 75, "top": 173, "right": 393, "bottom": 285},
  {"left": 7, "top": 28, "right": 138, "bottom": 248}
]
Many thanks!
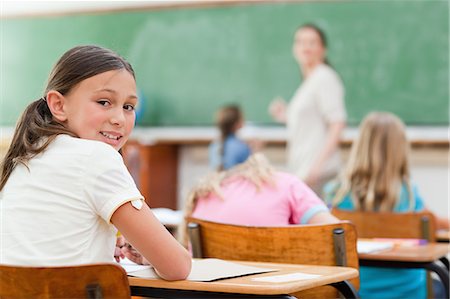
[{"left": 110, "top": 109, "right": 125, "bottom": 126}]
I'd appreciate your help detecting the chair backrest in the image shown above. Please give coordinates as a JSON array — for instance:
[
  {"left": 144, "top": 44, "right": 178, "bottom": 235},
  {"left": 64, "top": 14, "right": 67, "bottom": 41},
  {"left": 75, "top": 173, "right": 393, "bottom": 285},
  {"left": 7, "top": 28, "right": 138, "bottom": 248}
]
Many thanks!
[
  {"left": 331, "top": 209, "right": 437, "bottom": 241},
  {"left": 0, "top": 263, "right": 130, "bottom": 299},
  {"left": 187, "top": 217, "right": 359, "bottom": 299}
]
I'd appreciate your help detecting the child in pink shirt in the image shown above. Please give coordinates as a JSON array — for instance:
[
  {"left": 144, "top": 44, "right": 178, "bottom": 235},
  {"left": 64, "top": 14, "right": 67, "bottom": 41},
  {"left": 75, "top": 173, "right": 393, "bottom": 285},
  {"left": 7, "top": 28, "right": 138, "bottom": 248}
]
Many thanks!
[{"left": 181, "top": 153, "right": 338, "bottom": 245}]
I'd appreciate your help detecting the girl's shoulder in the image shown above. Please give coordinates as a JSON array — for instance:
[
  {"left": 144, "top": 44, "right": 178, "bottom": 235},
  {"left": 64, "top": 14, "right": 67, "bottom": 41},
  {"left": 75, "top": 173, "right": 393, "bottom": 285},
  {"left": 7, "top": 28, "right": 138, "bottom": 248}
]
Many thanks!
[
  {"left": 273, "top": 172, "right": 307, "bottom": 189},
  {"left": 52, "top": 134, "right": 122, "bottom": 162}
]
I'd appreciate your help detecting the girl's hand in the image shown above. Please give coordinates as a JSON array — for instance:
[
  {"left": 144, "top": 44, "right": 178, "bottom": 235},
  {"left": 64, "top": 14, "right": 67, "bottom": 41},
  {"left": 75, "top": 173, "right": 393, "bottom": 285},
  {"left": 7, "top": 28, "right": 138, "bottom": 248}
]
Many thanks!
[
  {"left": 121, "top": 242, "right": 151, "bottom": 266},
  {"left": 114, "top": 236, "right": 125, "bottom": 262},
  {"left": 269, "top": 97, "right": 287, "bottom": 123}
]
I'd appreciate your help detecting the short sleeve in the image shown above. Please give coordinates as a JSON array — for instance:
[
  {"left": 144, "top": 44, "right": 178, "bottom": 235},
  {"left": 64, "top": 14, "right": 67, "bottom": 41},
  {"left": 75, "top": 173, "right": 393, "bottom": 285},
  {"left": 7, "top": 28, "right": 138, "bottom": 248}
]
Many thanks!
[
  {"left": 411, "top": 185, "right": 425, "bottom": 212},
  {"left": 394, "top": 183, "right": 425, "bottom": 212},
  {"left": 83, "top": 143, "right": 144, "bottom": 223},
  {"left": 288, "top": 177, "right": 329, "bottom": 224},
  {"left": 316, "top": 68, "right": 346, "bottom": 124},
  {"left": 235, "top": 142, "right": 251, "bottom": 164}
]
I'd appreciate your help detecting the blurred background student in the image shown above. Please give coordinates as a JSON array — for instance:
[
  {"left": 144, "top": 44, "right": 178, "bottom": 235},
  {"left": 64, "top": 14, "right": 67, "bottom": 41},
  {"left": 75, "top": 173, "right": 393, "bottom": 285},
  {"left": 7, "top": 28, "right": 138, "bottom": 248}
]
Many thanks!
[
  {"left": 181, "top": 153, "right": 339, "bottom": 247},
  {"left": 209, "top": 104, "right": 251, "bottom": 171},
  {"left": 325, "top": 111, "right": 448, "bottom": 299},
  {"left": 269, "top": 23, "right": 346, "bottom": 196}
]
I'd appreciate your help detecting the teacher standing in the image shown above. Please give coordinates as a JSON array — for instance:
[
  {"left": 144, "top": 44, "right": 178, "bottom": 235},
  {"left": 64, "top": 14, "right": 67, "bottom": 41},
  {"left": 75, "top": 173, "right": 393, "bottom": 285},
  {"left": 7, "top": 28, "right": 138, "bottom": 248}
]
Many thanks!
[{"left": 269, "top": 24, "right": 346, "bottom": 196}]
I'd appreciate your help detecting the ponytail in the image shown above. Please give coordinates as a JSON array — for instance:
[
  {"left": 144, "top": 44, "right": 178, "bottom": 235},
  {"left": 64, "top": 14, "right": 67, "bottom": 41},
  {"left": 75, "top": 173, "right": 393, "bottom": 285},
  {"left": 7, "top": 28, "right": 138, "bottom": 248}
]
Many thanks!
[
  {"left": 214, "top": 104, "right": 243, "bottom": 171},
  {"left": 0, "top": 98, "right": 74, "bottom": 191}
]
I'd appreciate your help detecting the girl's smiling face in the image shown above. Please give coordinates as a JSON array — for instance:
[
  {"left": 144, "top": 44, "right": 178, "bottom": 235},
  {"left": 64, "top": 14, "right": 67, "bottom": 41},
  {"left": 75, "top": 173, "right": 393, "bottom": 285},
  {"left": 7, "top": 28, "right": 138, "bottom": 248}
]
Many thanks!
[{"left": 54, "top": 69, "right": 137, "bottom": 150}]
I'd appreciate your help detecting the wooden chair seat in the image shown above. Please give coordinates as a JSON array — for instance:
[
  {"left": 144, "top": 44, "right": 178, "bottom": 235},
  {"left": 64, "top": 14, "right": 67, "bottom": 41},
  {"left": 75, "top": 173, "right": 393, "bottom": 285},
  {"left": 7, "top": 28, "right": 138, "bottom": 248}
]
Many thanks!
[
  {"left": 187, "top": 217, "right": 359, "bottom": 299},
  {"left": 0, "top": 263, "right": 130, "bottom": 299}
]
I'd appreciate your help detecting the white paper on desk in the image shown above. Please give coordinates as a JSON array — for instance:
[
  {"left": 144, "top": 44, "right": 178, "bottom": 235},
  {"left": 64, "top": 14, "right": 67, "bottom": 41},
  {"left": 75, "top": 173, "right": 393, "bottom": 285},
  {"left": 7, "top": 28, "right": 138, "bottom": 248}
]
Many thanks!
[
  {"left": 128, "top": 258, "right": 278, "bottom": 282},
  {"left": 151, "top": 208, "right": 183, "bottom": 226},
  {"left": 357, "top": 240, "right": 394, "bottom": 254},
  {"left": 119, "top": 257, "right": 152, "bottom": 274},
  {"left": 252, "top": 272, "right": 322, "bottom": 283}
]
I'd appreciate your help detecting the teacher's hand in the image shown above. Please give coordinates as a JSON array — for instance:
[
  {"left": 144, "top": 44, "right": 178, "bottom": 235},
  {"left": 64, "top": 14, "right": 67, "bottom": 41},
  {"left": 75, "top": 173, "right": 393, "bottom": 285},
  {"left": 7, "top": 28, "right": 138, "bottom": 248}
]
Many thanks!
[{"left": 269, "top": 97, "right": 287, "bottom": 123}]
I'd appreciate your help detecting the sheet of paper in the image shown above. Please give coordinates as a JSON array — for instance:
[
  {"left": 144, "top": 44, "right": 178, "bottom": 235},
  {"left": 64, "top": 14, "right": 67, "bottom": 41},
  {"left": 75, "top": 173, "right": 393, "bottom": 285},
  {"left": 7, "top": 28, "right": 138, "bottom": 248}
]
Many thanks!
[
  {"left": 151, "top": 208, "right": 183, "bottom": 226},
  {"left": 252, "top": 272, "right": 322, "bottom": 283},
  {"left": 119, "top": 257, "right": 152, "bottom": 273},
  {"left": 128, "top": 258, "right": 278, "bottom": 282},
  {"left": 357, "top": 240, "right": 394, "bottom": 254}
]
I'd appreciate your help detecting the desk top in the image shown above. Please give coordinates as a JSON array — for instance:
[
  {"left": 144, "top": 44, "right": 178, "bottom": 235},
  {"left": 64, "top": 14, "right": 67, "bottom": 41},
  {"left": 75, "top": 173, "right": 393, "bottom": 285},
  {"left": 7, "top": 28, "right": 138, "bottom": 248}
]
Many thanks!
[
  {"left": 436, "top": 230, "right": 450, "bottom": 242},
  {"left": 128, "top": 260, "right": 358, "bottom": 295},
  {"left": 358, "top": 243, "right": 450, "bottom": 262}
]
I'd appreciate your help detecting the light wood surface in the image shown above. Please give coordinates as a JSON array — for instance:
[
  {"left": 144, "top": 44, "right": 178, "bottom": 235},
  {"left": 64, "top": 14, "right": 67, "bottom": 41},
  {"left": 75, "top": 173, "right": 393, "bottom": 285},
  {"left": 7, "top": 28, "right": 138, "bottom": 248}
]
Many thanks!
[
  {"left": 0, "top": 263, "right": 130, "bottom": 299},
  {"left": 186, "top": 218, "right": 359, "bottom": 298},
  {"left": 332, "top": 210, "right": 437, "bottom": 241},
  {"left": 128, "top": 260, "right": 359, "bottom": 295},
  {"left": 436, "top": 230, "right": 450, "bottom": 242},
  {"left": 358, "top": 243, "right": 450, "bottom": 262}
]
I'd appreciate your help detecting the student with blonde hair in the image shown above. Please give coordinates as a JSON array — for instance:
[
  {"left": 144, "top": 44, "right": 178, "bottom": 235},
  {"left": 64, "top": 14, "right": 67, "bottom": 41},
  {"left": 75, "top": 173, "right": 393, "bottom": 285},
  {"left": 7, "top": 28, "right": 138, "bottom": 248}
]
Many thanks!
[
  {"left": 325, "top": 111, "right": 448, "bottom": 299},
  {"left": 181, "top": 153, "right": 339, "bottom": 247}
]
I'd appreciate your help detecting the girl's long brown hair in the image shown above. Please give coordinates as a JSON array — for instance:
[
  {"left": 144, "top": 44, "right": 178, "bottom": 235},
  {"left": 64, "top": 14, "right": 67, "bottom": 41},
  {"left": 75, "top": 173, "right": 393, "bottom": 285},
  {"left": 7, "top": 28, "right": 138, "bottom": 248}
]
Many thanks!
[
  {"left": 214, "top": 104, "right": 243, "bottom": 171},
  {"left": 332, "top": 112, "right": 414, "bottom": 211},
  {"left": 0, "top": 45, "right": 135, "bottom": 191}
]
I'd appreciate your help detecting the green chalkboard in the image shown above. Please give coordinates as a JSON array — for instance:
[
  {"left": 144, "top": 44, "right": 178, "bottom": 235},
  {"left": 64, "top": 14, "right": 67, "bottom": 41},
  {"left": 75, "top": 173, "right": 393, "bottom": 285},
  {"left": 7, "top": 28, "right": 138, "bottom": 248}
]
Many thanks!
[{"left": 1, "top": 1, "right": 448, "bottom": 126}]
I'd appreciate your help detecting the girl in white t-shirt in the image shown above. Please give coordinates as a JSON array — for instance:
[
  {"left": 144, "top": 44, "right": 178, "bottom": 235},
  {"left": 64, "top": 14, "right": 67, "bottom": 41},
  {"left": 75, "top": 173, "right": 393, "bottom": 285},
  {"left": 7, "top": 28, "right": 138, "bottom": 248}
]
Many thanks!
[
  {"left": 0, "top": 45, "right": 191, "bottom": 280},
  {"left": 269, "top": 24, "right": 347, "bottom": 196}
]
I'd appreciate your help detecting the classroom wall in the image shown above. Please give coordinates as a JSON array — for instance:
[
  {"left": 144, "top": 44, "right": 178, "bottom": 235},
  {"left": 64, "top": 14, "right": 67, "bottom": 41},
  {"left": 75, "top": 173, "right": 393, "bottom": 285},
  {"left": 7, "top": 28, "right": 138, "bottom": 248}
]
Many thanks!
[{"left": 1, "top": 0, "right": 449, "bottom": 127}]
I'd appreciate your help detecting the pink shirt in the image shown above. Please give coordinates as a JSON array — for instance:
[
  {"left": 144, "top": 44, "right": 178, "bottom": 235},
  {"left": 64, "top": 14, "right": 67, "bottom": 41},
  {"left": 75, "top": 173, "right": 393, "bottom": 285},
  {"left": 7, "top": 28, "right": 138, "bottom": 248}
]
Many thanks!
[{"left": 192, "top": 172, "right": 328, "bottom": 226}]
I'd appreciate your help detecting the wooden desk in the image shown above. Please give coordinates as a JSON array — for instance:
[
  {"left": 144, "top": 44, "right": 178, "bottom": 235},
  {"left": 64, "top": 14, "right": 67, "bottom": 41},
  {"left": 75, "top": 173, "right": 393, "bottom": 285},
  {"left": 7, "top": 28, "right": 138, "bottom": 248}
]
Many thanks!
[
  {"left": 436, "top": 230, "right": 450, "bottom": 242},
  {"left": 128, "top": 261, "right": 359, "bottom": 298},
  {"left": 359, "top": 243, "right": 450, "bottom": 298}
]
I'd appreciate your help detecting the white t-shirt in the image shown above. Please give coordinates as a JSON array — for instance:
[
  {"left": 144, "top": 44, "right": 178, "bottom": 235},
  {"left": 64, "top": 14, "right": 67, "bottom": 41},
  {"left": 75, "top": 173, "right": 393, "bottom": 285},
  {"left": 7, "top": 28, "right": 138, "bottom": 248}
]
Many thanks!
[
  {"left": 0, "top": 134, "right": 143, "bottom": 266},
  {"left": 286, "top": 63, "right": 346, "bottom": 180}
]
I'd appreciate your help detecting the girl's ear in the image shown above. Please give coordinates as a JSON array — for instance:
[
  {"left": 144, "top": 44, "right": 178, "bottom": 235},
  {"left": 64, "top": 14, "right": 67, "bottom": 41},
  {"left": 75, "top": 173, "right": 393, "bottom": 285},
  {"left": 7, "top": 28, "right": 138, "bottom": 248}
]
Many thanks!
[{"left": 46, "top": 90, "right": 67, "bottom": 122}]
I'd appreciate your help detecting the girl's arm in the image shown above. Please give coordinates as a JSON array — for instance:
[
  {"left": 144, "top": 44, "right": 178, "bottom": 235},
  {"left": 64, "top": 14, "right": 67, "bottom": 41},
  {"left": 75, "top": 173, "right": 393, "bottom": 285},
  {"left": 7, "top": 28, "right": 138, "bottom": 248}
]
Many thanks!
[
  {"left": 307, "top": 211, "right": 340, "bottom": 224},
  {"left": 111, "top": 201, "right": 191, "bottom": 281},
  {"left": 305, "top": 121, "right": 345, "bottom": 186}
]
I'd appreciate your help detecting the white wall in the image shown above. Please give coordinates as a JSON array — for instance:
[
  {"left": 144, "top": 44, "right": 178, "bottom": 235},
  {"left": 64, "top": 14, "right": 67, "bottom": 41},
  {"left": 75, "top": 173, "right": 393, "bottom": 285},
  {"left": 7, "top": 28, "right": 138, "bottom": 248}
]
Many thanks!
[{"left": 178, "top": 145, "right": 450, "bottom": 219}]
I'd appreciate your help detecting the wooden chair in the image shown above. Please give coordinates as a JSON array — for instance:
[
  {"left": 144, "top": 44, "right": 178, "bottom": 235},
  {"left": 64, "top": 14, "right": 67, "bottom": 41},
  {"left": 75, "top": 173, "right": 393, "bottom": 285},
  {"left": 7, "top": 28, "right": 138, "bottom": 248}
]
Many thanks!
[
  {"left": 331, "top": 209, "right": 437, "bottom": 241},
  {"left": 331, "top": 209, "right": 438, "bottom": 298},
  {"left": 0, "top": 263, "right": 130, "bottom": 299},
  {"left": 187, "top": 217, "right": 359, "bottom": 299}
]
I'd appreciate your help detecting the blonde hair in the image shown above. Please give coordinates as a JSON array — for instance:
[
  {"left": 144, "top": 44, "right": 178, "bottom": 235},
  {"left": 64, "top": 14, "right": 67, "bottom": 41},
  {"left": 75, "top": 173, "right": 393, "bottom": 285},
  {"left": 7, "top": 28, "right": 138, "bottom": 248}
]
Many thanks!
[
  {"left": 180, "top": 153, "right": 275, "bottom": 246},
  {"left": 332, "top": 112, "right": 414, "bottom": 211}
]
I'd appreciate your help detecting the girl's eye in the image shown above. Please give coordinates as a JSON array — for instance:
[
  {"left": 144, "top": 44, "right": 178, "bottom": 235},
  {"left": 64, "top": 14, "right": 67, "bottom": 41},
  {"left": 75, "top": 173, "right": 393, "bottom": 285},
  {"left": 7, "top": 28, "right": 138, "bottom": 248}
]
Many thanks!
[
  {"left": 97, "top": 100, "right": 111, "bottom": 106},
  {"left": 124, "top": 104, "right": 135, "bottom": 111}
]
